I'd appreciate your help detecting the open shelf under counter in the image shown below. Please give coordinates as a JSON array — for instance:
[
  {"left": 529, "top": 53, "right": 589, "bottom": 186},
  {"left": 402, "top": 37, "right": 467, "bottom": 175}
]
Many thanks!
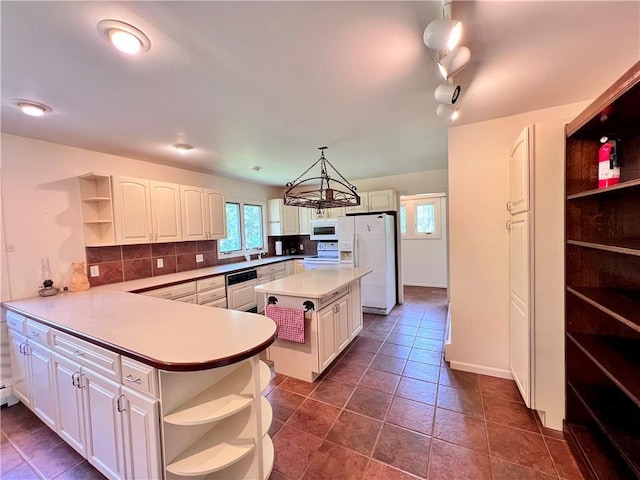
[
  {"left": 205, "top": 435, "right": 274, "bottom": 480},
  {"left": 567, "top": 333, "right": 640, "bottom": 406},
  {"left": 166, "top": 437, "right": 256, "bottom": 477},
  {"left": 164, "top": 362, "right": 254, "bottom": 426},
  {"left": 567, "top": 238, "right": 640, "bottom": 257},
  {"left": 260, "top": 396, "right": 273, "bottom": 437},
  {"left": 259, "top": 361, "right": 271, "bottom": 394},
  {"left": 567, "top": 287, "right": 640, "bottom": 333},
  {"left": 568, "top": 382, "right": 640, "bottom": 477}
]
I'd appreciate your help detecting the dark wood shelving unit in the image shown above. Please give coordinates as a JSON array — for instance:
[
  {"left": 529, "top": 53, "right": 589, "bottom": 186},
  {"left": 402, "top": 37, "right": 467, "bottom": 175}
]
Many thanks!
[{"left": 565, "top": 60, "right": 640, "bottom": 480}]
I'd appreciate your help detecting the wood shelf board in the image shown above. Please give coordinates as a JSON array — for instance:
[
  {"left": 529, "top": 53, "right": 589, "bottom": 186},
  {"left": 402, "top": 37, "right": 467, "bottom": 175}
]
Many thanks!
[
  {"left": 567, "top": 178, "right": 640, "bottom": 199},
  {"left": 567, "top": 239, "right": 640, "bottom": 257},
  {"left": 163, "top": 393, "right": 252, "bottom": 426},
  {"left": 166, "top": 438, "right": 255, "bottom": 476},
  {"left": 262, "top": 435, "right": 274, "bottom": 480},
  {"left": 568, "top": 287, "right": 640, "bottom": 333},
  {"left": 204, "top": 435, "right": 273, "bottom": 480},
  {"left": 84, "top": 220, "right": 113, "bottom": 225},
  {"left": 568, "top": 334, "right": 640, "bottom": 406},
  {"left": 565, "top": 423, "right": 636, "bottom": 480},
  {"left": 567, "top": 382, "right": 640, "bottom": 476},
  {"left": 79, "top": 173, "right": 110, "bottom": 180},
  {"left": 566, "top": 60, "right": 640, "bottom": 137}
]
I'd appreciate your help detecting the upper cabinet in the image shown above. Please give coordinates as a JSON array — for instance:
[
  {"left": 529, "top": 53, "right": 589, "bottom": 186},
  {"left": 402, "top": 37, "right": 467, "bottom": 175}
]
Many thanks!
[
  {"left": 268, "top": 199, "right": 300, "bottom": 236},
  {"left": 112, "top": 176, "right": 154, "bottom": 244},
  {"left": 98, "top": 175, "right": 226, "bottom": 245},
  {"left": 205, "top": 189, "right": 226, "bottom": 239},
  {"left": 180, "top": 185, "right": 207, "bottom": 241},
  {"left": 79, "top": 174, "right": 115, "bottom": 246},
  {"left": 345, "top": 189, "right": 396, "bottom": 214}
]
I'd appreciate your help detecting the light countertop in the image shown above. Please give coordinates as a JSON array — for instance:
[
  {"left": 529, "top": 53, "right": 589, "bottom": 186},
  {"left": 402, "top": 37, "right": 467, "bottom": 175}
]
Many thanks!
[
  {"left": 3, "top": 289, "right": 276, "bottom": 371},
  {"left": 254, "top": 267, "right": 372, "bottom": 298}
]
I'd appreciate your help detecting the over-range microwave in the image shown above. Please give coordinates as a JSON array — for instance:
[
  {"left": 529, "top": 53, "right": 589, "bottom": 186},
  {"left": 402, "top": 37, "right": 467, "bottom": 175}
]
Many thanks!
[{"left": 310, "top": 218, "right": 339, "bottom": 240}]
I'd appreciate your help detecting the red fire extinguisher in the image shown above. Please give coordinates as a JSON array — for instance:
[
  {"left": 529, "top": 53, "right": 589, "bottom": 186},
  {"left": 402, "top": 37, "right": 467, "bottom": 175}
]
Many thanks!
[{"left": 598, "top": 137, "right": 620, "bottom": 189}]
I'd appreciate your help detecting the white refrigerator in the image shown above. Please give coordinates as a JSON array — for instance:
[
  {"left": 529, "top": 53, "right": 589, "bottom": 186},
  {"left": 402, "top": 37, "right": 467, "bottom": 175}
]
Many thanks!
[{"left": 338, "top": 213, "right": 396, "bottom": 315}]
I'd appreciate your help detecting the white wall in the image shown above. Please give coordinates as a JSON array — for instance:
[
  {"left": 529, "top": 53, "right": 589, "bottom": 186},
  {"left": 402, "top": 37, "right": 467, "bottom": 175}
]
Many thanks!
[
  {"left": 401, "top": 195, "right": 448, "bottom": 288},
  {"left": 352, "top": 168, "right": 448, "bottom": 196},
  {"left": 447, "top": 100, "right": 590, "bottom": 430},
  {"left": 0, "top": 133, "right": 281, "bottom": 301}
]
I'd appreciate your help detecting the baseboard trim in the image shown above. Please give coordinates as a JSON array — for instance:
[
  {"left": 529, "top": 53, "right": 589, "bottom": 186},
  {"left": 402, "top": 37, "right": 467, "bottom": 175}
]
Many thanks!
[
  {"left": 449, "top": 361, "right": 513, "bottom": 379},
  {"left": 403, "top": 282, "right": 447, "bottom": 288}
]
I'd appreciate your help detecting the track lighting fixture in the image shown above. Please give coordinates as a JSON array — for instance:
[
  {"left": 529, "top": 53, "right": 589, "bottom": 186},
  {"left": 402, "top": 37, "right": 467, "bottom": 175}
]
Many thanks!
[
  {"left": 423, "top": 18, "right": 462, "bottom": 51},
  {"left": 436, "top": 104, "right": 459, "bottom": 122},
  {"left": 434, "top": 84, "right": 461, "bottom": 104},
  {"left": 437, "top": 46, "right": 471, "bottom": 80}
]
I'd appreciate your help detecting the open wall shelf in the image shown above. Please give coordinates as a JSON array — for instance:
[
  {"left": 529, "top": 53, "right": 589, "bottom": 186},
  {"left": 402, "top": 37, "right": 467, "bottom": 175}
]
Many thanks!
[{"left": 564, "top": 60, "right": 640, "bottom": 479}]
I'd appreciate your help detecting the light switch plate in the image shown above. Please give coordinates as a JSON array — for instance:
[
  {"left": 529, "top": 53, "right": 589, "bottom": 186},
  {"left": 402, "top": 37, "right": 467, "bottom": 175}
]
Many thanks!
[
  {"left": 196, "top": 254, "right": 204, "bottom": 263},
  {"left": 89, "top": 265, "right": 99, "bottom": 277},
  {"left": 157, "top": 258, "right": 164, "bottom": 268}
]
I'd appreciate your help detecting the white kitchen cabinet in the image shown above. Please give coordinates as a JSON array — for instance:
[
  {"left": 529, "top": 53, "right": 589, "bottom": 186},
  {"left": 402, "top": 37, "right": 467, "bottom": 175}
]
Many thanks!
[
  {"left": 83, "top": 367, "right": 126, "bottom": 480},
  {"left": 299, "top": 208, "right": 311, "bottom": 235},
  {"left": 309, "top": 207, "right": 345, "bottom": 219},
  {"left": 268, "top": 199, "right": 300, "bottom": 236},
  {"left": 150, "top": 181, "right": 183, "bottom": 242},
  {"left": 7, "top": 317, "right": 57, "bottom": 430},
  {"left": 112, "top": 176, "right": 153, "bottom": 244},
  {"left": 205, "top": 188, "right": 227, "bottom": 239},
  {"left": 79, "top": 173, "right": 115, "bottom": 246},
  {"left": 285, "top": 261, "right": 294, "bottom": 276},
  {"left": 256, "top": 263, "right": 287, "bottom": 313},
  {"left": 346, "top": 189, "right": 397, "bottom": 214},
  {"left": 350, "top": 281, "right": 363, "bottom": 338},
  {"left": 180, "top": 185, "right": 208, "bottom": 241},
  {"left": 335, "top": 296, "right": 351, "bottom": 352},
  {"left": 53, "top": 352, "right": 87, "bottom": 455},
  {"left": 317, "top": 304, "right": 337, "bottom": 371},
  {"left": 294, "top": 260, "right": 306, "bottom": 274},
  {"left": 121, "top": 386, "right": 161, "bottom": 480}
]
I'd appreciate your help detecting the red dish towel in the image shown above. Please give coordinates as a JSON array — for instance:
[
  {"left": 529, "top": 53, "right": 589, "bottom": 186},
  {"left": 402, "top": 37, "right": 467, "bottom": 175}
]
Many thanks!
[{"left": 265, "top": 305, "right": 305, "bottom": 344}]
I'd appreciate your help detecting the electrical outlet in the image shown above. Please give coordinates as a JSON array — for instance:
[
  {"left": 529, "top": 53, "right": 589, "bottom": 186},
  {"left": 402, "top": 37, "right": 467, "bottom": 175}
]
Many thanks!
[
  {"left": 157, "top": 258, "right": 164, "bottom": 268},
  {"left": 89, "top": 265, "right": 100, "bottom": 277},
  {"left": 196, "top": 254, "right": 204, "bottom": 263},
  {"left": 299, "top": 243, "right": 304, "bottom": 251}
]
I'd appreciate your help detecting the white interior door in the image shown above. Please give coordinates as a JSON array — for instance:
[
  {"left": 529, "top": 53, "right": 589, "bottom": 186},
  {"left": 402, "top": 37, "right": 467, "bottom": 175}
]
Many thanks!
[
  {"left": 508, "top": 126, "right": 532, "bottom": 215},
  {"left": 509, "top": 212, "right": 532, "bottom": 407}
]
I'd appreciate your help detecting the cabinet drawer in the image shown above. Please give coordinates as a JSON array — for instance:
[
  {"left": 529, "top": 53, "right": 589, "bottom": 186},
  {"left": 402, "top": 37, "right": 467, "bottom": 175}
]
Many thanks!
[
  {"left": 203, "top": 297, "right": 227, "bottom": 309},
  {"left": 5, "top": 311, "right": 26, "bottom": 332},
  {"left": 52, "top": 330, "right": 121, "bottom": 382},
  {"left": 142, "top": 281, "right": 196, "bottom": 300},
  {"left": 175, "top": 294, "right": 197, "bottom": 303},
  {"left": 121, "top": 357, "right": 158, "bottom": 398},
  {"left": 25, "top": 319, "right": 51, "bottom": 345},
  {"left": 318, "top": 286, "right": 349, "bottom": 310},
  {"left": 196, "top": 276, "right": 225, "bottom": 292},
  {"left": 197, "top": 286, "right": 226, "bottom": 305}
]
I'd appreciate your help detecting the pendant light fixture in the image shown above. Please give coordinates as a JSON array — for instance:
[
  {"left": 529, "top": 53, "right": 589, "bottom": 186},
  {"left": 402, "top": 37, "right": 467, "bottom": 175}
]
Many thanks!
[{"left": 284, "top": 147, "right": 360, "bottom": 215}]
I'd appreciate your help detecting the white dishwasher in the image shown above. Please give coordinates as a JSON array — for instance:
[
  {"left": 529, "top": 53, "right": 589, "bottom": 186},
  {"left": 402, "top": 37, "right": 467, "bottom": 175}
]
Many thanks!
[{"left": 226, "top": 269, "right": 258, "bottom": 313}]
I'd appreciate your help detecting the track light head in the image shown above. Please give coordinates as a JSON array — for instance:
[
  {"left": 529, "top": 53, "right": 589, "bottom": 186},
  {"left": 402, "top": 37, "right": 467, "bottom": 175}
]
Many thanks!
[
  {"left": 434, "top": 84, "right": 461, "bottom": 105},
  {"left": 437, "top": 46, "right": 471, "bottom": 80},
  {"left": 423, "top": 18, "right": 462, "bottom": 51},
  {"left": 436, "top": 104, "right": 460, "bottom": 122}
]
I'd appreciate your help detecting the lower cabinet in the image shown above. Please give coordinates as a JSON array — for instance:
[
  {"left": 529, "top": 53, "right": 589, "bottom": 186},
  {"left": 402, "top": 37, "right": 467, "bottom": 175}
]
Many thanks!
[
  {"left": 318, "top": 295, "right": 351, "bottom": 371},
  {"left": 121, "top": 386, "right": 161, "bottom": 480}
]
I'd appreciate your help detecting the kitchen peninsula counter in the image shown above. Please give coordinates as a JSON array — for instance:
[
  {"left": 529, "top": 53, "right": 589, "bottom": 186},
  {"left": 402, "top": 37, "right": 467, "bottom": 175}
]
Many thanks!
[{"left": 255, "top": 266, "right": 372, "bottom": 382}]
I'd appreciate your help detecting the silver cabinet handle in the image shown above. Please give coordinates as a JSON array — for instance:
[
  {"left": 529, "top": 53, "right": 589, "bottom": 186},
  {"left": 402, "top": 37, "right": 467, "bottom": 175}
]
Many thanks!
[
  {"left": 73, "top": 350, "right": 85, "bottom": 357},
  {"left": 125, "top": 375, "right": 142, "bottom": 384},
  {"left": 28, "top": 331, "right": 40, "bottom": 338},
  {"left": 117, "top": 394, "right": 126, "bottom": 412}
]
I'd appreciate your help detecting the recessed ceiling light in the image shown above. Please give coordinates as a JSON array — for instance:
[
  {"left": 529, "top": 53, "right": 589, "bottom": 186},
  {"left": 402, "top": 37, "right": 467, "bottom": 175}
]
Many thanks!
[
  {"left": 14, "top": 100, "right": 52, "bottom": 117},
  {"left": 97, "top": 20, "right": 151, "bottom": 55},
  {"left": 173, "top": 143, "right": 194, "bottom": 154}
]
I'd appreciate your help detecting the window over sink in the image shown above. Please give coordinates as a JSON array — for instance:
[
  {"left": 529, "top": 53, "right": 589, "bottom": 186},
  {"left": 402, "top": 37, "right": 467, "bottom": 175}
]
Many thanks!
[{"left": 219, "top": 200, "right": 267, "bottom": 259}]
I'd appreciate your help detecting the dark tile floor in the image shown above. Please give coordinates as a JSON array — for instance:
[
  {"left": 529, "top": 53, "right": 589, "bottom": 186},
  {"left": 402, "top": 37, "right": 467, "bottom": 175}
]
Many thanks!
[
  {"left": 266, "top": 286, "right": 585, "bottom": 480},
  {"left": 0, "top": 286, "right": 584, "bottom": 480}
]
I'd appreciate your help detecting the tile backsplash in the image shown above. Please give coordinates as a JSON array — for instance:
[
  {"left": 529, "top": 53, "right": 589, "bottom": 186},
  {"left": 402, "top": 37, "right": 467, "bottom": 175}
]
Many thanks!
[{"left": 87, "top": 236, "right": 318, "bottom": 287}]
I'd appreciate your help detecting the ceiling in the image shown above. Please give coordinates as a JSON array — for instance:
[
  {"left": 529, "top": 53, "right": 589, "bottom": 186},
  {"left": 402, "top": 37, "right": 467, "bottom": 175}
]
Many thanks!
[{"left": 1, "top": 1, "right": 639, "bottom": 186}]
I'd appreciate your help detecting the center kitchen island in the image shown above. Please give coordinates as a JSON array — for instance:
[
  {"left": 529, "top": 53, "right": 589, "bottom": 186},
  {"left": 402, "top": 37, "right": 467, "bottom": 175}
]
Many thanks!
[{"left": 255, "top": 266, "right": 372, "bottom": 382}]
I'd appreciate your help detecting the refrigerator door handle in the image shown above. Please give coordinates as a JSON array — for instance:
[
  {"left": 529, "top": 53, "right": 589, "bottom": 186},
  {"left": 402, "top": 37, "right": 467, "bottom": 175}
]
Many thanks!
[{"left": 354, "top": 233, "right": 358, "bottom": 267}]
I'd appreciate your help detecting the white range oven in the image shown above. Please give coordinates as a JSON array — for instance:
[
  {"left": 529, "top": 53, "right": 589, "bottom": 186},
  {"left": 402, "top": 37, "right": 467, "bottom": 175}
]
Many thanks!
[
  {"left": 303, "top": 242, "right": 339, "bottom": 269},
  {"left": 309, "top": 218, "right": 339, "bottom": 241}
]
